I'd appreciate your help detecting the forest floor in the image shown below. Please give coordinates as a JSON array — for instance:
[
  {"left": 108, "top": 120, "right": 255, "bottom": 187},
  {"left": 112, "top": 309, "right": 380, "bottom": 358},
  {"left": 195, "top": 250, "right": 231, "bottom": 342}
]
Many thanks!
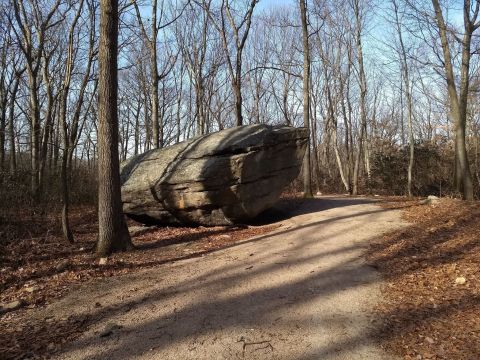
[
  {"left": 0, "top": 202, "right": 283, "bottom": 359},
  {"left": 368, "top": 197, "right": 480, "bottom": 360},
  {"left": 1, "top": 196, "right": 403, "bottom": 360},
  {"left": 0, "top": 195, "right": 478, "bottom": 359}
]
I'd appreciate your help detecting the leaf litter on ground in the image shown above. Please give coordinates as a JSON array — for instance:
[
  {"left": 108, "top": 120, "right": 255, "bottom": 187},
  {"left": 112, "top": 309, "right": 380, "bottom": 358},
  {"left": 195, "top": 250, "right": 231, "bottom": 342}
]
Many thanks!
[{"left": 368, "top": 197, "right": 480, "bottom": 360}]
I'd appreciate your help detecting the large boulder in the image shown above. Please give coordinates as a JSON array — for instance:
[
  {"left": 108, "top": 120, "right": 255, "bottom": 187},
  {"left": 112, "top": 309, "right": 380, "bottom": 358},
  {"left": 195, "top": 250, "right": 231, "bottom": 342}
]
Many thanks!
[{"left": 121, "top": 124, "right": 308, "bottom": 226}]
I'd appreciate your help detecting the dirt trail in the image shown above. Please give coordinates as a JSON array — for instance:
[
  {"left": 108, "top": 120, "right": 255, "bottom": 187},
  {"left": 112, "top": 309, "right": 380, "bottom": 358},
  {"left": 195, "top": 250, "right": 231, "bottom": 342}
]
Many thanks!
[{"left": 48, "top": 197, "right": 407, "bottom": 360}]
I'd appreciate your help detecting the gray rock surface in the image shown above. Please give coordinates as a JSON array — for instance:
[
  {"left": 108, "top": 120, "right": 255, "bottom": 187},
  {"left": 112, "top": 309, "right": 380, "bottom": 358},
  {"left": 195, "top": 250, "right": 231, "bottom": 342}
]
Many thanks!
[
  {"left": 121, "top": 124, "right": 308, "bottom": 226},
  {"left": 128, "top": 226, "right": 153, "bottom": 237}
]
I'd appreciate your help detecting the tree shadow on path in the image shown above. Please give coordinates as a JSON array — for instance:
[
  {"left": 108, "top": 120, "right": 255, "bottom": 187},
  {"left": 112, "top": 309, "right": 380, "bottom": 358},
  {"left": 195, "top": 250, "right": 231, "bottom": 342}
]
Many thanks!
[{"left": 48, "top": 200, "right": 419, "bottom": 360}]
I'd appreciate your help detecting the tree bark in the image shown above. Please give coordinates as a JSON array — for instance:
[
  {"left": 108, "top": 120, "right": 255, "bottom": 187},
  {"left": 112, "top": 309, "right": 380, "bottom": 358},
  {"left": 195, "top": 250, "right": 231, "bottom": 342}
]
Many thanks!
[
  {"left": 393, "top": 0, "right": 415, "bottom": 197},
  {"left": 0, "top": 62, "right": 7, "bottom": 170},
  {"left": 431, "top": 0, "right": 474, "bottom": 200},
  {"left": 352, "top": 0, "right": 368, "bottom": 196},
  {"left": 8, "top": 76, "right": 20, "bottom": 175},
  {"left": 299, "top": 0, "right": 313, "bottom": 198},
  {"left": 151, "top": 57, "right": 160, "bottom": 148},
  {"left": 96, "top": 0, "right": 133, "bottom": 256},
  {"left": 233, "top": 80, "right": 243, "bottom": 127},
  {"left": 25, "top": 70, "right": 42, "bottom": 199}
]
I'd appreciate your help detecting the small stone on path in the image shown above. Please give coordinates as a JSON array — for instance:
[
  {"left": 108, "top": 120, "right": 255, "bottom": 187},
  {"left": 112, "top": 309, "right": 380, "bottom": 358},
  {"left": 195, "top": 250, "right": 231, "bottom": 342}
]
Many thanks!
[
  {"left": 99, "top": 323, "right": 122, "bottom": 337},
  {"left": 0, "top": 300, "right": 24, "bottom": 315},
  {"left": 128, "top": 226, "right": 151, "bottom": 237}
]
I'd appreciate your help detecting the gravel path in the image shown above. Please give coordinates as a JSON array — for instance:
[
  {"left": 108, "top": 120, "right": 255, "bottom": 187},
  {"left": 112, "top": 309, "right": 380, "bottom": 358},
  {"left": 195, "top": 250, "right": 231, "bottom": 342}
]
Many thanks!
[{"left": 49, "top": 197, "right": 407, "bottom": 360}]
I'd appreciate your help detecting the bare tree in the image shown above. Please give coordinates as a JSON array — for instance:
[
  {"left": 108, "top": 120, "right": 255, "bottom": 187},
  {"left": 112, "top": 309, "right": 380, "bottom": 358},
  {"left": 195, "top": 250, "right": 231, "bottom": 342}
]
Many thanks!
[
  {"left": 317, "top": 26, "right": 351, "bottom": 193},
  {"left": 0, "top": 33, "right": 13, "bottom": 170},
  {"left": 351, "top": 0, "right": 368, "bottom": 196},
  {"left": 392, "top": 0, "right": 415, "bottom": 197},
  {"left": 299, "top": 0, "right": 313, "bottom": 197},
  {"left": 59, "top": 0, "right": 97, "bottom": 243},
  {"left": 10, "top": 0, "right": 63, "bottom": 199},
  {"left": 430, "top": 0, "right": 478, "bottom": 200},
  {"left": 176, "top": 2, "right": 217, "bottom": 135},
  {"left": 96, "top": 0, "right": 133, "bottom": 256},
  {"left": 130, "top": 0, "right": 184, "bottom": 148},
  {"left": 203, "top": 0, "right": 258, "bottom": 126},
  {"left": 8, "top": 67, "right": 24, "bottom": 174}
]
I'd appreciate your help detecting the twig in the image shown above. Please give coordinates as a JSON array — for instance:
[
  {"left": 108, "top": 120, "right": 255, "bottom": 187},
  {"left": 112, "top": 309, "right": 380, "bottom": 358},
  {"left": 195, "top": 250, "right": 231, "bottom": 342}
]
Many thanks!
[{"left": 237, "top": 337, "right": 274, "bottom": 357}]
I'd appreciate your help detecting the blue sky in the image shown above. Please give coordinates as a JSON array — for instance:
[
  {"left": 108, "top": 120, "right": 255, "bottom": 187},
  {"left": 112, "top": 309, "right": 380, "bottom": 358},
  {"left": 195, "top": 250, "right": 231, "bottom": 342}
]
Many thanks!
[{"left": 257, "top": 0, "right": 295, "bottom": 11}]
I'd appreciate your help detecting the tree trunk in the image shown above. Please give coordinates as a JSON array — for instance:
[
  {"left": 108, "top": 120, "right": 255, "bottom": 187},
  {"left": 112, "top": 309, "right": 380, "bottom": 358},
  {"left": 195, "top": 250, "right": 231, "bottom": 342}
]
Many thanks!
[
  {"left": 151, "top": 0, "right": 161, "bottom": 148},
  {"left": 96, "top": 0, "right": 133, "bottom": 256},
  {"left": 299, "top": 0, "right": 313, "bottom": 198},
  {"left": 28, "top": 72, "right": 41, "bottom": 200},
  {"left": 61, "top": 146, "right": 74, "bottom": 243},
  {"left": 0, "top": 97, "right": 6, "bottom": 170},
  {"left": 234, "top": 78, "right": 243, "bottom": 127},
  {"left": 431, "top": 0, "right": 474, "bottom": 200},
  {"left": 406, "top": 84, "right": 414, "bottom": 198},
  {"left": 352, "top": 0, "right": 367, "bottom": 196},
  {"left": 324, "top": 61, "right": 349, "bottom": 192},
  {"left": 8, "top": 76, "right": 20, "bottom": 175},
  {"left": 393, "top": 0, "right": 415, "bottom": 197},
  {"left": 310, "top": 98, "right": 321, "bottom": 192},
  {"left": 332, "top": 123, "right": 349, "bottom": 192},
  {"left": 196, "top": 79, "right": 205, "bottom": 135},
  {"left": 339, "top": 67, "right": 353, "bottom": 193},
  {"left": 39, "top": 61, "right": 55, "bottom": 195},
  {"left": 152, "top": 73, "right": 160, "bottom": 148},
  {"left": 134, "top": 99, "right": 141, "bottom": 155},
  {"left": 176, "top": 79, "right": 183, "bottom": 143}
]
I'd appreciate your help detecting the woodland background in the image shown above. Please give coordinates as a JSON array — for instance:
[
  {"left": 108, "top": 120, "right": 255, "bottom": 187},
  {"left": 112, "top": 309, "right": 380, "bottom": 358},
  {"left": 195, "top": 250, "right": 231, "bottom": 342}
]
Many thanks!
[{"left": 0, "top": 0, "right": 479, "bottom": 233}]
